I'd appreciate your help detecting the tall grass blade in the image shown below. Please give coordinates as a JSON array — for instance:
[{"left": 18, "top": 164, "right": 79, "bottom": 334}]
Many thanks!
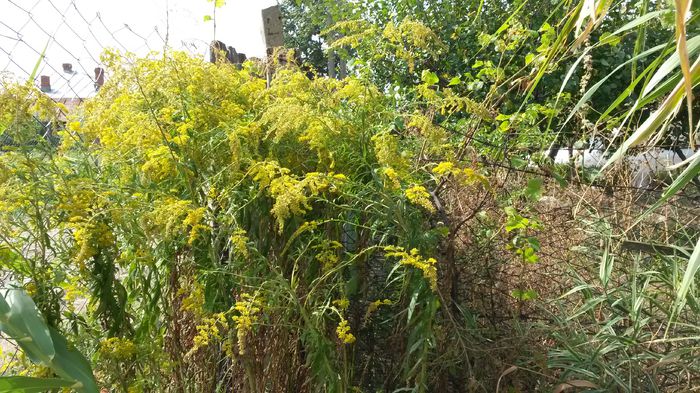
[{"left": 673, "top": 0, "right": 694, "bottom": 146}]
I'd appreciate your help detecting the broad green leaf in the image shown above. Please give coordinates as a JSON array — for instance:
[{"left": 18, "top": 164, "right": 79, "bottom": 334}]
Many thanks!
[
  {"left": 598, "top": 32, "right": 620, "bottom": 46},
  {"left": 420, "top": 70, "right": 439, "bottom": 86},
  {"left": 447, "top": 76, "right": 461, "bottom": 86},
  {"left": 1, "top": 289, "right": 55, "bottom": 363},
  {"left": 0, "top": 377, "right": 73, "bottom": 393},
  {"left": 524, "top": 53, "right": 535, "bottom": 65},
  {"left": 524, "top": 177, "right": 543, "bottom": 200},
  {"left": 48, "top": 328, "right": 99, "bottom": 393},
  {"left": 511, "top": 289, "right": 538, "bottom": 300}
]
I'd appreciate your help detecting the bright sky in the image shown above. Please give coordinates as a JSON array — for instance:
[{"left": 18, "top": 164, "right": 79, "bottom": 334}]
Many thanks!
[{"left": 0, "top": 0, "right": 277, "bottom": 83}]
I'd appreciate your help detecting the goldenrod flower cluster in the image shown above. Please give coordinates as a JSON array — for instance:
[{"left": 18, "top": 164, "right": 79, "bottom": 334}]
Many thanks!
[
  {"left": 372, "top": 132, "right": 407, "bottom": 171},
  {"left": 336, "top": 318, "right": 356, "bottom": 344},
  {"left": 141, "top": 145, "right": 179, "bottom": 182},
  {"left": 432, "top": 161, "right": 455, "bottom": 176},
  {"left": 99, "top": 337, "right": 137, "bottom": 361},
  {"left": 332, "top": 298, "right": 350, "bottom": 310},
  {"left": 230, "top": 229, "right": 250, "bottom": 259},
  {"left": 365, "top": 299, "right": 393, "bottom": 321},
  {"left": 180, "top": 281, "right": 205, "bottom": 317},
  {"left": 147, "top": 198, "right": 208, "bottom": 244},
  {"left": 408, "top": 114, "right": 447, "bottom": 154},
  {"left": 232, "top": 293, "right": 263, "bottom": 355},
  {"left": 383, "top": 167, "right": 401, "bottom": 189},
  {"left": 253, "top": 163, "right": 346, "bottom": 231},
  {"left": 385, "top": 246, "right": 438, "bottom": 290},
  {"left": 432, "top": 162, "right": 489, "bottom": 188},
  {"left": 405, "top": 185, "right": 435, "bottom": 213},
  {"left": 382, "top": 19, "right": 445, "bottom": 72},
  {"left": 68, "top": 220, "right": 115, "bottom": 267},
  {"left": 182, "top": 207, "right": 207, "bottom": 245},
  {"left": 190, "top": 313, "right": 227, "bottom": 356},
  {"left": 315, "top": 240, "right": 343, "bottom": 272}
]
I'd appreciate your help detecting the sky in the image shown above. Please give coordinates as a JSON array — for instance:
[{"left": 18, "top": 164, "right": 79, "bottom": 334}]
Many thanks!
[{"left": 0, "top": 0, "right": 277, "bottom": 92}]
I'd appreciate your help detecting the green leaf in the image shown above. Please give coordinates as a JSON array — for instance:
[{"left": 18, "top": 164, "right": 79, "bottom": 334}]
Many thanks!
[
  {"left": 27, "top": 41, "right": 49, "bottom": 86},
  {"left": 602, "top": 59, "right": 699, "bottom": 171},
  {"left": 676, "top": 236, "right": 700, "bottom": 312},
  {"left": 523, "top": 247, "right": 539, "bottom": 263},
  {"left": 447, "top": 76, "right": 461, "bottom": 86},
  {"left": 642, "top": 35, "right": 700, "bottom": 98},
  {"left": 48, "top": 327, "right": 99, "bottom": 393},
  {"left": 494, "top": 0, "right": 529, "bottom": 35},
  {"left": 525, "top": 53, "right": 535, "bottom": 65},
  {"left": 607, "top": 10, "right": 667, "bottom": 38},
  {"left": 203, "top": 15, "right": 213, "bottom": 22},
  {"left": 599, "top": 239, "right": 613, "bottom": 288},
  {"left": 509, "top": 157, "right": 527, "bottom": 169},
  {"left": 598, "top": 32, "right": 621, "bottom": 46},
  {"left": 0, "top": 292, "right": 9, "bottom": 315},
  {"left": 0, "top": 377, "right": 73, "bottom": 393},
  {"left": 511, "top": 289, "right": 538, "bottom": 300},
  {"left": 560, "top": 43, "right": 665, "bottom": 130},
  {"left": 598, "top": 52, "right": 666, "bottom": 122},
  {"left": 1, "top": 289, "right": 55, "bottom": 363},
  {"left": 420, "top": 70, "right": 439, "bottom": 86},
  {"left": 524, "top": 177, "right": 543, "bottom": 200}
]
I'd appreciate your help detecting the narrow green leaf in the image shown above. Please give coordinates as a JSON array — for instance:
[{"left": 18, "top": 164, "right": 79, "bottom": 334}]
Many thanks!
[
  {"left": 0, "top": 377, "right": 72, "bottom": 393},
  {"left": 560, "top": 43, "right": 665, "bottom": 129},
  {"left": 495, "top": 0, "right": 529, "bottom": 35},
  {"left": 676, "top": 236, "right": 700, "bottom": 311},
  {"left": 598, "top": 50, "right": 667, "bottom": 122},
  {"left": 607, "top": 10, "right": 666, "bottom": 38},
  {"left": 642, "top": 35, "right": 700, "bottom": 98},
  {"left": 27, "top": 41, "right": 49, "bottom": 85},
  {"left": 602, "top": 58, "right": 699, "bottom": 171},
  {"left": 635, "top": 154, "right": 700, "bottom": 227}
]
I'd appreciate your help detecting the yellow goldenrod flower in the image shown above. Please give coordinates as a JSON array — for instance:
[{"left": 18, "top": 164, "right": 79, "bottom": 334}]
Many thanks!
[
  {"left": 405, "top": 185, "right": 435, "bottom": 213},
  {"left": 385, "top": 246, "right": 438, "bottom": 291},
  {"left": 336, "top": 318, "right": 356, "bottom": 344}
]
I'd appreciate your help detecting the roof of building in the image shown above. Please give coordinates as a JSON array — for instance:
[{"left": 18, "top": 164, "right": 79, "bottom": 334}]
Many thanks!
[{"left": 37, "top": 62, "right": 101, "bottom": 101}]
